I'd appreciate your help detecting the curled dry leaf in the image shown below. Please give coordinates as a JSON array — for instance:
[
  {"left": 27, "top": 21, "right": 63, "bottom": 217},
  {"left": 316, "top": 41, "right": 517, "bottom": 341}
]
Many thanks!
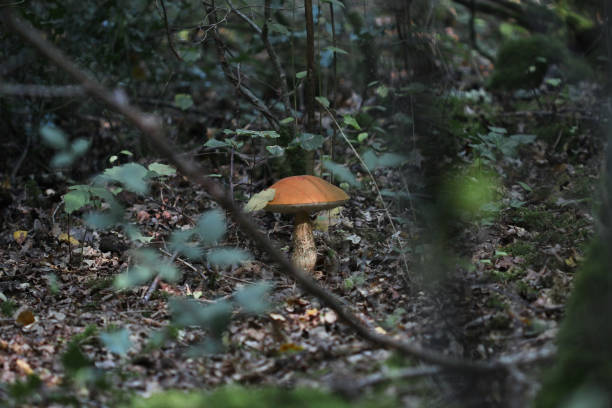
[{"left": 14, "top": 306, "right": 35, "bottom": 326}]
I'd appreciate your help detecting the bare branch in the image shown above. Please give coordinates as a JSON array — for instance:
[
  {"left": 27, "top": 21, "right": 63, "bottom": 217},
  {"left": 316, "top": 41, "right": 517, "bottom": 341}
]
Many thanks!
[
  {"left": 206, "top": 2, "right": 279, "bottom": 130},
  {"left": 0, "top": 83, "right": 85, "bottom": 97},
  {"left": 158, "top": 0, "right": 183, "bottom": 61},
  {"left": 226, "top": 0, "right": 293, "bottom": 116}
]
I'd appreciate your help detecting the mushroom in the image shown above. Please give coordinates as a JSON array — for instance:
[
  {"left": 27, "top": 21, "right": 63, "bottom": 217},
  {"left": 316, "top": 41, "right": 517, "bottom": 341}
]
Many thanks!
[{"left": 263, "top": 175, "right": 349, "bottom": 273}]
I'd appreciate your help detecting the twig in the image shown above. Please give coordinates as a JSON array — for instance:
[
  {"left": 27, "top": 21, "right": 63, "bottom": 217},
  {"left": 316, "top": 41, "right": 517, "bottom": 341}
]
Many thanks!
[
  {"left": 0, "top": 83, "right": 85, "bottom": 97},
  {"left": 158, "top": 0, "right": 183, "bottom": 61},
  {"left": 143, "top": 250, "right": 179, "bottom": 302},
  {"left": 206, "top": 2, "right": 279, "bottom": 130},
  {"left": 10, "top": 127, "right": 31, "bottom": 182},
  {"left": 2, "top": 9, "right": 543, "bottom": 373}
]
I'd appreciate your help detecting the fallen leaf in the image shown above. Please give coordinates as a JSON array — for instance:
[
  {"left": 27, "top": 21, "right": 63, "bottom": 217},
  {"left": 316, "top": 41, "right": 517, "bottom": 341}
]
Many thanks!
[
  {"left": 244, "top": 188, "right": 276, "bottom": 212},
  {"left": 13, "top": 230, "right": 27, "bottom": 245},
  {"left": 16, "top": 359, "right": 33, "bottom": 376},
  {"left": 278, "top": 343, "right": 304, "bottom": 353},
  {"left": 14, "top": 306, "right": 35, "bottom": 326},
  {"left": 58, "top": 233, "right": 79, "bottom": 246}
]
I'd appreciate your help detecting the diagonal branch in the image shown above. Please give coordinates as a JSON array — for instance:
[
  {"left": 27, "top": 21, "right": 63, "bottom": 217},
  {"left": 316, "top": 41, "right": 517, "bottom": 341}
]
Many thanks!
[{"left": 1, "top": 9, "right": 538, "bottom": 374}]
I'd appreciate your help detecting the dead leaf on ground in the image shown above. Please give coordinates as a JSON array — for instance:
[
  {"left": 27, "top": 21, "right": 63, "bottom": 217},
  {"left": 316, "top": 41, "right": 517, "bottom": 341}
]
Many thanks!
[{"left": 14, "top": 306, "right": 35, "bottom": 326}]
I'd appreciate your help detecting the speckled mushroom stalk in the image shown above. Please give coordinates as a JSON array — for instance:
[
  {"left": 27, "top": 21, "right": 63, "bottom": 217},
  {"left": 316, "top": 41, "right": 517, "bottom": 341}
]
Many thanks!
[
  {"left": 292, "top": 211, "right": 317, "bottom": 272},
  {"left": 262, "top": 175, "right": 349, "bottom": 273}
]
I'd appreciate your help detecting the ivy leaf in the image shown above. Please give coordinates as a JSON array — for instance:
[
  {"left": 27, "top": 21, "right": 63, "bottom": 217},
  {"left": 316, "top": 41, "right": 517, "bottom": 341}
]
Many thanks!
[
  {"left": 104, "top": 163, "right": 150, "bottom": 194},
  {"left": 174, "top": 93, "right": 194, "bottom": 111},
  {"left": 207, "top": 247, "right": 251, "bottom": 267},
  {"left": 204, "top": 139, "right": 229, "bottom": 149},
  {"left": 298, "top": 133, "right": 324, "bottom": 151},
  {"left": 235, "top": 282, "right": 272, "bottom": 315},
  {"left": 315, "top": 96, "right": 330, "bottom": 108},
  {"left": 148, "top": 163, "right": 176, "bottom": 177},
  {"left": 71, "top": 138, "right": 91, "bottom": 156},
  {"left": 40, "top": 125, "right": 68, "bottom": 150},
  {"left": 99, "top": 328, "right": 132, "bottom": 356},
  {"left": 244, "top": 188, "right": 276, "bottom": 212},
  {"left": 343, "top": 115, "right": 361, "bottom": 130},
  {"left": 196, "top": 209, "right": 226, "bottom": 244},
  {"left": 266, "top": 145, "right": 285, "bottom": 156},
  {"left": 323, "top": 159, "right": 360, "bottom": 187},
  {"left": 63, "top": 190, "right": 91, "bottom": 214}
]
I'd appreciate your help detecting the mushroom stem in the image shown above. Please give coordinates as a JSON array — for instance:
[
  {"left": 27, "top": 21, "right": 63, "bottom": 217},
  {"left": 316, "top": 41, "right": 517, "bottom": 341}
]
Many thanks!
[{"left": 292, "top": 211, "right": 317, "bottom": 273}]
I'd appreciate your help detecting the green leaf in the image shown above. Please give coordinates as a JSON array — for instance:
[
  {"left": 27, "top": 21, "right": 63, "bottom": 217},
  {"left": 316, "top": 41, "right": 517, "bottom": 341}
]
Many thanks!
[
  {"left": 51, "top": 152, "right": 75, "bottom": 168},
  {"left": 63, "top": 190, "right": 91, "bottom": 214},
  {"left": 298, "top": 133, "right": 324, "bottom": 151},
  {"left": 148, "top": 163, "right": 176, "bottom": 177},
  {"left": 169, "top": 229, "right": 203, "bottom": 260},
  {"left": 488, "top": 126, "right": 507, "bottom": 134},
  {"left": 84, "top": 211, "right": 122, "bottom": 230},
  {"left": 99, "top": 328, "right": 132, "bottom": 356},
  {"left": 124, "top": 225, "right": 153, "bottom": 243},
  {"left": 120, "top": 150, "right": 133, "bottom": 156},
  {"left": 269, "top": 22, "right": 290, "bottom": 35},
  {"left": 323, "top": 46, "right": 348, "bottom": 55},
  {"left": 207, "top": 247, "right": 251, "bottom": 267},
  {"left": 377, "top": 153, "right": 407, "bottom": 168},
  {"left": 169, "top": 297, "right": 232, "bottom": 335},
  {"left": 40, "top": 125, "right": 68, "bottom": 150},
  {"left": 174, "top": 93, "right": 194, "bottom": 111},
  {"left": 235, "top": 282, "right": 272, "bottom": 314},
  {"left": 279, "top": 117, "right": 294, "bottom": 125},
  {"left": 115, "top": 265, "right": 154, "bottom": 289},
  {"left": 266, "top": 145, "right": 285, "bottom": 156},
  {"left": 235, "top": 129, "right": 280, "bottom": 138},
  {"left": 296, "top": 71, "right": 307, "bottom": 79},
  {"left": 315, "top": 96, "right": 330, "bottom": 108},
  {"left": 204, "top": 139, "right": 230, "bottom": 148},
  {"left": 375, "top": 84, "right": 389, "bottom": 98},
  {"left": 518, "top": 181, "right": 532, "bottom": 192},
  {"left": 357, "top": 132, "right": 368, "bottom": 142},
  {"left": 322, "top": 160, "right": 360, "bottom": 187},
  {"left": 244, "top": 188, "right": 276, "bottom": 212},
  {"left": 343, "top": 115, "right": 361, "bottom": 130},
  {"left": 104, "top": 163, "right": 149, "bottom": 194},
  {"left": 196, "top": 209, "right": 226, "bottom": 244},
  {"left": 71, "top": 138, "right": 91, "bottom": 156}
]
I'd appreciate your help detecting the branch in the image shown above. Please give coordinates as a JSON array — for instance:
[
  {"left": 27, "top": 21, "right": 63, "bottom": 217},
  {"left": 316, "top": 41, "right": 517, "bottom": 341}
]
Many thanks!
[
  {"left": 158, "top": 0, "right": 183, "bottom": 61},
  {"left": 206, "top": 2, "right": 280, "bottom": 130},
  {"left": 226, "top": 0, "right": 292, "bottom": 116},
  {"left": 1, "top": 9, "right": 540, "bottom": 374},
  {"left": 0, "top": 83, "right": 85, "bottom": 97}
]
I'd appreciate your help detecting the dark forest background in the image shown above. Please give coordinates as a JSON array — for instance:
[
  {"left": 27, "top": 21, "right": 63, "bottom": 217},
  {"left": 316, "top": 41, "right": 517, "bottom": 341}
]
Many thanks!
[{"left": 1, "top": 1, "right": 611, "bottom": 407}]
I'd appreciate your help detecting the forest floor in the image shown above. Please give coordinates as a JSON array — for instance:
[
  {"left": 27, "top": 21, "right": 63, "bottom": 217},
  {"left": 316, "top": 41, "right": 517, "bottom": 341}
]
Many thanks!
[{"left": 0, "top": 81, "right": 604, "bottom": 407}]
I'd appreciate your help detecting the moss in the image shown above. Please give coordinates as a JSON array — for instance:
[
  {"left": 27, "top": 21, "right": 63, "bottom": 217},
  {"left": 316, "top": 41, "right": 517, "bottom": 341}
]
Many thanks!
[
  {"left": 127, "top": 386, "right": 397, "bottom": 408},
  {"left": 489, "top": 35, "right": 566, "bottom": 91},
  {"left": 535, "top": 241, "right": 612, "bottom": 407}
]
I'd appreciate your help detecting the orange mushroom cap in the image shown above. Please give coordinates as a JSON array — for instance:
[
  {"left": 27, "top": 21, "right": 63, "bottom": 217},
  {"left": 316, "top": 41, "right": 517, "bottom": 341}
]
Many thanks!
[{"left": 264, "top": 175, "right": 349, "bottom": 214}]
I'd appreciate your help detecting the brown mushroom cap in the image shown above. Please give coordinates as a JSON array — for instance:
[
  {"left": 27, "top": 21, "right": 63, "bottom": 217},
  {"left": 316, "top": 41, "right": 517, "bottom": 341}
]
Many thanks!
[{"left": 264, "top": 175, "right": 349, "bottom": 214}]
